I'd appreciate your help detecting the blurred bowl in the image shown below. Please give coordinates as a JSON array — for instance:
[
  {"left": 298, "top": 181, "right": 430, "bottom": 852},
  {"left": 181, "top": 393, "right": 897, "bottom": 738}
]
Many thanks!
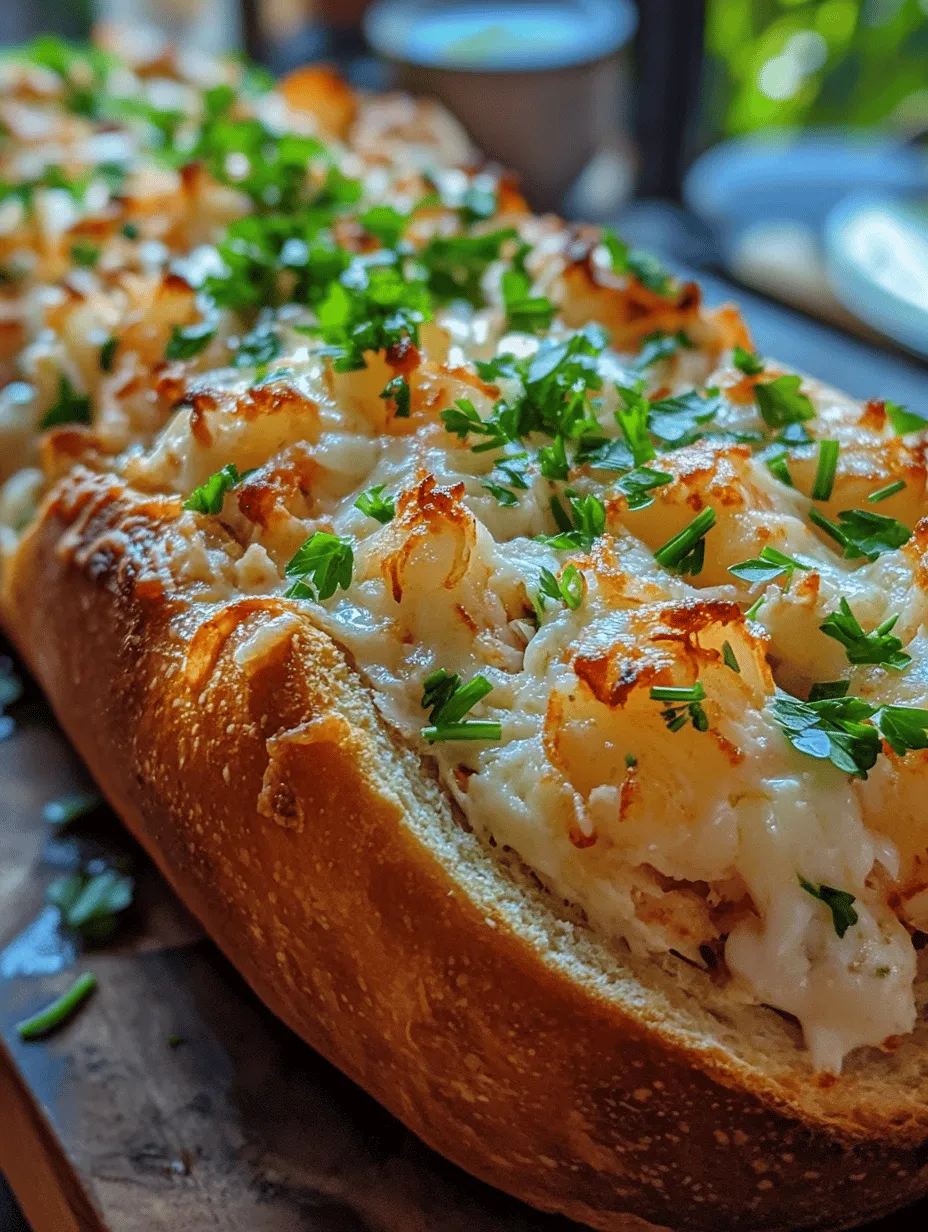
[
  {"left": 825, "top": 194, "right": 928, "bottom": 360},
  {"left": 364, "top": 0, "right": 637, "bottom": 211}
]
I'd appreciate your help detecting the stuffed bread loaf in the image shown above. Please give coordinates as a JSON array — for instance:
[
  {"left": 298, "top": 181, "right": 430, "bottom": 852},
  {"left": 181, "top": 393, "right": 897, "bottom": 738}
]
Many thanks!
[{"left": 1, "top": 26, "right": 928, "bottom": 1232}]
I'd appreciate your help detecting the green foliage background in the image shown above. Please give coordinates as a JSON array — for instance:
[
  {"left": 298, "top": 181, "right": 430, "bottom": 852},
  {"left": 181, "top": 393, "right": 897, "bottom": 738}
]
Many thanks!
[{"left": 704, "top": 0, "right": 928, "bottom": 136}]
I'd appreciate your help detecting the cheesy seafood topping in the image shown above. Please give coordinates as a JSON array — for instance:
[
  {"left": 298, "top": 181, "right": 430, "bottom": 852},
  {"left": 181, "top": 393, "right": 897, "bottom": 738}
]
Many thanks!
[{"left": 2, "top": 30, "right": 928, "bottom": 1072}]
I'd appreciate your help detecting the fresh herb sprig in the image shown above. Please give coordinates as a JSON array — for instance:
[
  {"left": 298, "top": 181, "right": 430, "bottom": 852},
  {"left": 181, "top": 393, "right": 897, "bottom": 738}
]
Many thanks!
[
  {"left": 420, "top": 669, "right": 501, "bottom": 743},
  {"left": 819, "top": 599, "right": 911, "bottom": 671},
  {"left": 285, "top": 532, "right": 354, "bottom": 601},
  {"left": 650, "top": 683, "right": 709, "bottom": 733},
  {"left": 798, "top": 877, "right": 858, "bottom": 938}
]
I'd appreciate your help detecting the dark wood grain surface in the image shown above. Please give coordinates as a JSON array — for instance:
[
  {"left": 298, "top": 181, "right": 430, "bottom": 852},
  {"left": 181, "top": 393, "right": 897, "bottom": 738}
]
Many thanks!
[{"left": 1, "top": 274, "right": 927, "bottom": 1232}]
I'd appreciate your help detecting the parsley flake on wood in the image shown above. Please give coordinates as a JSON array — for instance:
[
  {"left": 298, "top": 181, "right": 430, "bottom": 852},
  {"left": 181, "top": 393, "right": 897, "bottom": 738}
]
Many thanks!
[
  {"left": 420, "top": 669, "right": 501, "bottom": 743},
  {"left": 650, "top": 683, "right": 709, "bottom": 732},
  {"left": 183, "top": 464, "right": 249, "bottom": 515},
  {"left": 755, "top": 375, "right": 815, "bottom": 429},
  {"left": 653, "top": 508, "right": 716, "bottom": 576},
  {"left": 40, "top": 373, "right": 92, "bottom": 429},
  {"left": 16, "top": 972, "right": 97, "bottom": 1041},
  {"left": 285, "top": 532, "right": 354, "bottom": 601},
  {"left": 819, "top": 599, "right": 911, "bottom": 671},
  {"left": 808, "top": 507, "right": 911, "bottom": 561},
  {"left": 47, "top": 867, "right": 134, "bottom": 943},
  {"left": 354, "top": 485, "right": 395, "bottom": 524},
  {"left": 799, "top": 877, "right": 858, "bottom": 938}
]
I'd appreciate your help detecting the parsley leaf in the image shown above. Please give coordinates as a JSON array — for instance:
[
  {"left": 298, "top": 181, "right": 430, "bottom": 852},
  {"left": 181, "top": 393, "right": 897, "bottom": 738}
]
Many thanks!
[
  {"left": 647, "top": 387, "right": 723, "bottom": 446},
  {"left": 798, "top": 877, "right": 858, "bottom": 938},
  {"left": 99, "top": 335, "right": 118, "bottom": 373},
  {"left": 312, "top": 259, "right": 431, "bottom": 372},
  {"left": 634, "top": 330, "right": 691, "bottom": 371},
  {"left": 234, "top": 322, "right": 282, "bottom": 368},
  {"left": 616, "top": 465, "right": 673, "bottom": 511},
  {"left": 808, "top": 507, "right": 911, "bottom": 561},
  {"left": 40, "top": 373, "right": 91, "bottom": 429},
  {"left": 535, "top": 564, "right": 584, "bottom": 615},
  {"left": 601, "top": 229, "right": 672, "bottom": 295},
  {"left": 359, "top": 204, "right": 407, "bottom": 250},
  {"left": 501, "top": 265, "right": 556, "bottom": 335},
  {"left": 875, "top": 705, "right": 928, "bottom": 758},
  {"left": 284, "top": 532, "right": 354, "bottom": 601},
  {"left": 733, "top": 346, "right": 765, "bottom": 376},
  {"left": 728, "top": 545, "right": 810, "bottom": 588},
  {"left": 770, "top": 690, "right": 881, "bottom": 778},
  {"left": 755, "top": 375, "right": 815, "bottom": 429},
  {"left": 183, "top": 463, "right": 249, "bottom": 515},
  {"left": 381, "top": 374, "right": 410, "bottom": 417},
  {"left": 419, "top": 228, "right": 516, "bottom": 306},
  {"left": 538, "top": 434, "right": 569, "bottom": 480},
  {"left": 70, "top": 239, "right": 100, "bottom": 267},
  {"left": 354, "top": 485, "right": 395, "bottom": 524},
  {"left": 442, "top": 397, "right": 515, "bottom": 452},
  {"left": 420, "top": 669, "right": 501, "bottom": 743},
  {"left": 536, "top": 490, "right": 606, "bottom": 551},
  {"left": 885, "top": 401, "right": 927, "bottom": 435},
  {"left": 819, "top": 599, "right": 911, "bottom": 671},
  {"left": 165, "top": 320, "right": 216, "bottom": 361},
  {"left": 47, "top": 865, "right": 134, "bottom": 943}
]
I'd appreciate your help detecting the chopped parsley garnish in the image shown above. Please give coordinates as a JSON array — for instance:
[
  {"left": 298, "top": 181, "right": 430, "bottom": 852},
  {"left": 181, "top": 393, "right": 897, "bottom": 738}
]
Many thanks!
[
  {"left": 538, "top": 434, "right": 569, "bottom": 480},
  {"left": 728, "top": 545, "right": 810, "bottom": 588},
  {"left": 354, "top": 484, "right": 395, "bottom": 524},
  {"left": 42, "top": 792, "right": 103, "bottom": 829},
  {"left": 501, "top": 256, "right": 556, "bottom": 335},
  {"left": 876, "top": 704, "right": 928, "bottom": 758},
  {"left": 418, "top": 228, "right": 516, "bottom": 306},
  {"left": 576, "top": 437, "right": 635, "bottom": 473},
  {"left": 99, "top": 335, "right": 118, "bottom": 372},
  {"left": 535, "top": 564, "right": 584, "bottom": 616},
  {"left": 16, "top": 971, "right": 97, "bottom": 1041},
  {"left": 442, "top": 397, "right": 513, "bottom": 452},
  {"left": 312, "top": 258, "right": 431, "bottom": 371},
  {"left": 183, "top": 463, "right": 249, "bottom": 515},
  {"left": 284, "top": 531, "right": 354, "bottom": 601},
  {"left": 121, "top": 222, "right": 139, "bottom": 240},
  {"left": 808, "top": 507, "right": 911, "bottom": 561},
  {"left": 601, "top": 228, "right": 672, "bottom": 295},
  {"left": 653, "top": 507, "right": 716, "bottom": 576},
  {"left": 420, "top": 668, "right": 501, "bottom": 743},
  {"left": 359, "top": 204, "right": 407, "bottom": 250},
  {"left": 808, "top": 680, "right": 850, "bottom": 702},
  {"left": 483, "top": 454, "right": 530, "bottom": 505},
  {"left": 615, "top": 385, "right": 656, "bottom": 465},
  {"left": 70, "top": 239, "right": 100, "bottom": 267},
  {"left": 647, "top": 388, "right": 723, "bottom": 446},
  {"left": 650, "top": 683, "right": 709, "bottom": 732},
  {"left": 885, "top": 401, "right": 927, "bottom": 435},
  {"left": 868, "top": 480, "right": 906, "bottom": 504},
  {"left": 819, "top": 599, "right": 911, "bottom": 671},
  {"left": 722, "top": 641, "right": 740, "bottom": 672},
  {"left": 798, "top": 877, "right": 858, "bottom": 938},
  {"left": 165, "top": 320, "right": 216, "bottom": 361},
  {"left": 536, "top": 489, "right": 606, "bottom": 551},
  {"left": 755, "top": 375, "right": 815, "bottom": 429},
  {"left": 733, "top": 346, "right": 764, "bottom": 376},
  {"left": 634, "top": 330, "right": 691, "bottom": 371},
  {"left": 234, "top": 322, "right": 281, "bottom": 368},
  {"left": 47, "top": 866, "right": 134, "bottom": 943},
  {"left": 810, "top": 439, "right": 839, "bottom": 501},
  {"left": 615, "top": 465, "right": 673, "bottom": 511},
  {"left": 771, "top": 689, "right": 881, "bottom": 778},
  {"left": 40, "top": 373, "right": 92, "bottom": 429},
  {"left": 764, "top": 449, "right": 794, "bottom": 488},
  {"left": 381, "top": 374, "right": 410, "bottom": 418}
]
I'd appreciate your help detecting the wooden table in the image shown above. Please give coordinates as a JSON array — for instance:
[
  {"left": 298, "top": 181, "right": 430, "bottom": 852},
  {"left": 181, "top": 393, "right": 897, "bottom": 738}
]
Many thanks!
[{"left": 2, "top": 276, "right": 927, "bottom": 1231}]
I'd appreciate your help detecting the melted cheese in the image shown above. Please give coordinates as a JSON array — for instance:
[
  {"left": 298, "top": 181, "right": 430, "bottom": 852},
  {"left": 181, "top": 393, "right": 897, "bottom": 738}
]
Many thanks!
[{"left": 1, "top": 31, "right": 926, "bottom": 1072}]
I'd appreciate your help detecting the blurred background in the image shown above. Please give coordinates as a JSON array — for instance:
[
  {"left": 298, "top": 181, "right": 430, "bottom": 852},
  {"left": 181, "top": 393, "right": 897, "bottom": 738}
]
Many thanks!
[{"left": 1, "top": 0, "right": 926, "bottom": 353}]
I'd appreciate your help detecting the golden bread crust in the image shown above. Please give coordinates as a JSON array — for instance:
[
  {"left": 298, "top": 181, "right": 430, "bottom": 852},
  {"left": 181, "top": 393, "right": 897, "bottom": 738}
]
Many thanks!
[{"left": 4, "top": 467, "right": 928, "bottom": 1232}]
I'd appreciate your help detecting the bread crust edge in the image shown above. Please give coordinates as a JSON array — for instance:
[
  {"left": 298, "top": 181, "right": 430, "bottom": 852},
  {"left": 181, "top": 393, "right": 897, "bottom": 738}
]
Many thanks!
[{"left": 3, "top": 467, "right": 928, "bottom": 1232}]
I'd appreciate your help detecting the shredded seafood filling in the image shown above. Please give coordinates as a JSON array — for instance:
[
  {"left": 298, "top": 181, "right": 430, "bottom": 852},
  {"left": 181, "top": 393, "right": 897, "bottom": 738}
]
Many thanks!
[{"left": 2, "top": 29, "right": 928, "bottom": 1072}]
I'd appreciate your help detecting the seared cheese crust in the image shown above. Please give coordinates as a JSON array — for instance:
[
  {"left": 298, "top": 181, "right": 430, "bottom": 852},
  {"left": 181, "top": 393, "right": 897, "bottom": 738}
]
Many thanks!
[{"left": 2, "top": 28, "right": 927, "bottom": 1077}]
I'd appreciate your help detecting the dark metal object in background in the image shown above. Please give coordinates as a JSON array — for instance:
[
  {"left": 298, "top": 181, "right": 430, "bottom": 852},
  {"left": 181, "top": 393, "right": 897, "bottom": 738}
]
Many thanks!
[{"left": 634, "top": 0, "right": 708, "bottom": 200}]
